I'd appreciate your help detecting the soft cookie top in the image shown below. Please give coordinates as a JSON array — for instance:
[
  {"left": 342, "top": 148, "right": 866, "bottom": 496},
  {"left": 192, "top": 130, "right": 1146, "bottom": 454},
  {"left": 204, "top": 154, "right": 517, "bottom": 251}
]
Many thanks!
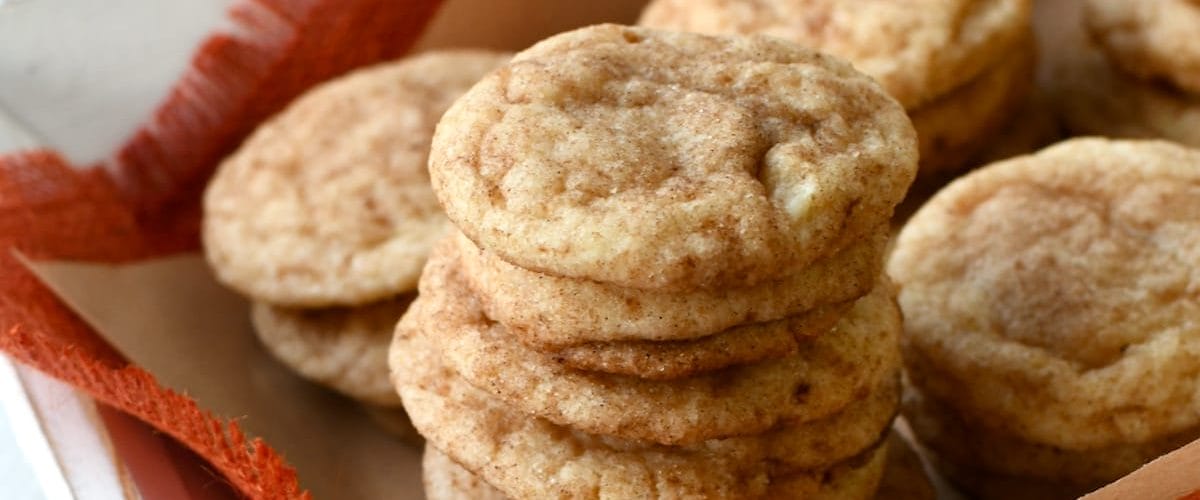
[
  {"left": 639, "top": 0, "right": 1032, "bottom": 110},
  {"left": 430, "top": 25, "right": 916, "bottom": 291},
  {"left": 203, "top": 50, "right": 510, "bottom": 307},
  {"left": 1086, "top": 0, "right": 1200, "bottom": 95},
  {"left": 890, "top": 138, "right": 1200, "bottom": 448}
]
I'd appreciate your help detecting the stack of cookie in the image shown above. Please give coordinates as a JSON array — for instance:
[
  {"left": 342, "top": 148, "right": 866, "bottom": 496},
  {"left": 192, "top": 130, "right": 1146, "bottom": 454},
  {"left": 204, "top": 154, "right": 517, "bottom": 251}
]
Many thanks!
[
  {"left": 1051, "top": 0, "right": 1200, "bottom": 147},
  {"left": 638, "top": 0, "right": 1035, "bottom": 178},
  {"left": 890, "top": 138, "right": 1200, "bottom": 499},
  {"left": 202, "top": 50, "right": 509, "bottom": 433},
  {"left": 391, "top": 25, "right": 919, "bottom": 498}
]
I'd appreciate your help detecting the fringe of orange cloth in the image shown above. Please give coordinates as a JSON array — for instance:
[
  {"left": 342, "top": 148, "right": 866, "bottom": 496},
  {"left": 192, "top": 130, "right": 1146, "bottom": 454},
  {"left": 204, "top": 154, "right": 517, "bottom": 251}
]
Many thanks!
[{"left": 0, "top": 0, "right": 444, "bottom": 497}]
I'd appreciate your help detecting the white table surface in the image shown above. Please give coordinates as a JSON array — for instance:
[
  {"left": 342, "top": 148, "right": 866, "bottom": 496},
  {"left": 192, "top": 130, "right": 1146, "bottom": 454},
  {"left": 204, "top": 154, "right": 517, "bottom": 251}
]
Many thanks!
[
  {"left": 0, "top": 405, "right": 43, "bottom": 500},
  {"left": 0, "top": 0, "right": 235, "bottom": 164}
]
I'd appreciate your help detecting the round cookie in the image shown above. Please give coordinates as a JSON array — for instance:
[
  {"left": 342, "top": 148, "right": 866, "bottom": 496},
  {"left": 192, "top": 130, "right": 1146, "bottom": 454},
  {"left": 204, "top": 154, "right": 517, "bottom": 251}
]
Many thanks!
[
  {"left": 909, "top": 33, "right": 1036, "bottom": 176},
  {"left": 252, "top": 296, "right": 413, "bottom": 406},
  {"left": 410, "top": 238, "right": 901, "bottom": 444},
  {"left": 638, "top": 0, "right": 1032, "bottom": 110},
  {"left": 1085, "top": 0, "right": 1200, "bottom": 95},
  {"left": 423, "top": 446, "right": 507, "bottom": 500},
  {"left": 392, "top": 323, "right": 895, "bottom": 499},
  {"left": 889, "top": 138, "right": 1200, "bottom": 450},
  {"left": 204, "top": 50, "right": 510, "bottom": 307},
  {"left": 903, "top": 386, "right": 1199, "bottom": 499},
  {"left": 1049, "top": 7, "right": 1200, "bottom": 146},
  {"left": 430, "top": 24, "right": 917, "bottom": 291},
  {"left": 455, "top": 228, "right": 883, "bottom": 348}
]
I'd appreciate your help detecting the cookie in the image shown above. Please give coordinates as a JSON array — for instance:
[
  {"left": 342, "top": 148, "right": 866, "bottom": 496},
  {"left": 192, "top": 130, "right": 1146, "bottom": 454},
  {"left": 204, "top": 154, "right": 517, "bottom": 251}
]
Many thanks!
[
  {"left": 410, "top": 238, "right": 900, "bottom": 444},
  {"left": 455, "top": 228, "right": 883, "bottom": 348},
  {"left": 421, "top": 441, "right": 889, "bottom": 500},
  {"left": 392, "top": 322, "right": 895, "bottom": 498},
  {"left": 251, "top": 296, "right": 413, "bottom": 406},
  {"left": 1085, "top": 0, "right": 1200, "bottom": 95},
  {"left": 889, "top": 138, "right": 1200, "bottom": 450},
  {"left": 903, "top": 386, "right": 1199, "bottom": 498},
  {"left": 909, "top": 33, "right": 1036, "bottom": 176},
  {"left": 1049, "top": 3, "right": 1200, "bottom": 146},
  {"left": 638, "top": 0, "right": 1032, "bottom": 110},
  {"left": 204, "top": 50, "right": 510, "bottom": 306},
  {"left": 430, "top": 24, "right": 916, "bottom": 291}
]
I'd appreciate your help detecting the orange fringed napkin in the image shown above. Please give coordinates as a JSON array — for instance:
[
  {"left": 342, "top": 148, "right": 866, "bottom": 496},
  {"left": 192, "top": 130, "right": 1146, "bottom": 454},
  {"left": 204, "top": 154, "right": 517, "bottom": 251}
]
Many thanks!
[{"left": 0, "top": 1, "right": 444, "bottom": 498}]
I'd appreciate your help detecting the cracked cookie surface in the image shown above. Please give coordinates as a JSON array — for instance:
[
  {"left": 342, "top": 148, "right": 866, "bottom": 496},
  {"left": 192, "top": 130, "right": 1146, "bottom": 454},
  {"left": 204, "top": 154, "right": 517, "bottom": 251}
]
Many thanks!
[
  {"left": 430, "top": 24, "right": 915, "bottom": 291},
  {"left": 890, "top": 138, "right": 1200, "bottom": 450},
  {"left": 204, "top": 50, "right": 509, "bottom": 306}
]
